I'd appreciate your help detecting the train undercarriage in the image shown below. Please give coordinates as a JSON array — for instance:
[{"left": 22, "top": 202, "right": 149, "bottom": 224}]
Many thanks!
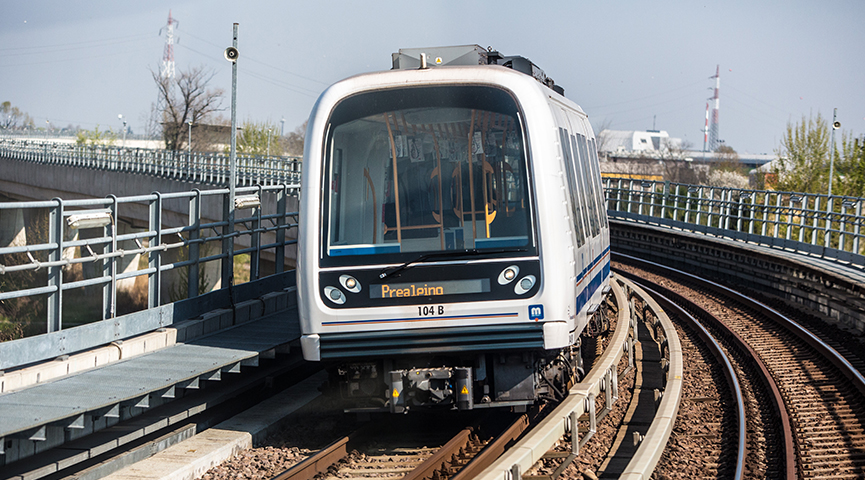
[{"left": 325, "top": 336, "right": 591, "bottom": 413}]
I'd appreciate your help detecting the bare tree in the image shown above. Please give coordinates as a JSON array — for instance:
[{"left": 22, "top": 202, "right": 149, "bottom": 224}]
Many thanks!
[
  {"left": 712, "top": 144, "right": 743, "bottom": 172},
  {"left": 152, "top": 67, "right": 225, "bottom": 151},
  {"left": 594, "top": 119, "right": 614, "bottom": 158},
  {"left": 281, "top": 120, "right": 307, "bottom": 157},
  {"left": 1, "top": 101, "right": 35, "bottom": 130}
]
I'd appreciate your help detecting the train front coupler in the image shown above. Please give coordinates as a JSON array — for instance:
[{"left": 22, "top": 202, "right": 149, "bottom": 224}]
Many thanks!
[{"left": 388, "top": 366, "right": 473, "bottom": 413}]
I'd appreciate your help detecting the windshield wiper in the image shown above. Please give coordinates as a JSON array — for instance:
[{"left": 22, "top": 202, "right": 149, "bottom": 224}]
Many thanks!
[{"left": 378, "top": 247, "right": 528, "bottom": 280}]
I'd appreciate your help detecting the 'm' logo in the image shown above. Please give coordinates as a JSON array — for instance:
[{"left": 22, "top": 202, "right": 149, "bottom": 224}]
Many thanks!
[{"left": 529, "top": 304, "right": 544, "bottom": 321}]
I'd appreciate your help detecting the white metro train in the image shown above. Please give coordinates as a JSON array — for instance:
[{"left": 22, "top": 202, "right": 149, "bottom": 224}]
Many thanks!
[{"left": 297, "top": 45, "right": 610, "bottom": 413}]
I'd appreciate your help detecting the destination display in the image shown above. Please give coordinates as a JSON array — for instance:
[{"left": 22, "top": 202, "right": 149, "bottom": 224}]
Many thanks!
[{"left": 371, "top": 278, "right": 490, "bottom": 299}]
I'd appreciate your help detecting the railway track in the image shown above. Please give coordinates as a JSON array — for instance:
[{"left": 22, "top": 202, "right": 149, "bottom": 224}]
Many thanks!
[
  {"left": 224, "top": 281, "right": 640, "bottom": 480},
  {"left": 474, "top": 274, "right": 681, "bottom": 480},
  {"left": 271, "top": 413, "right": 531, "bottom": 480},
  {"left": 627, "top": 280, "right": 748, "bottom": 478},
  {"left": 615, "top": 254, "right": 865, "bottom": 478}
]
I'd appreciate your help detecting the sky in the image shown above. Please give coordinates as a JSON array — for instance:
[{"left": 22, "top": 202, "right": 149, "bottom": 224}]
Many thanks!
[{"left": 2, "top": 1, "right": 863, "bottom": 155}]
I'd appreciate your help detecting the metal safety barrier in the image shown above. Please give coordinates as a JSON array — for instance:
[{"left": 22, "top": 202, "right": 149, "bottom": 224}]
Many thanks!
[
  {"left": 0, "top": 138, "right": 301, "bottom": 187},
  {"left": 605, "top": 178, "right": 865, "bottom": 270},
  {"left": 0, "top": 184, "right": 299, "bottom": 344}
]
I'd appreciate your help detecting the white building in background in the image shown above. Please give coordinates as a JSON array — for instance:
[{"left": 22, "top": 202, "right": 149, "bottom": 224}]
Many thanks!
[
  {"left": 596, "top": 129, "right": 692, "bottom": 182},
  {"left": 598, "top": 129, "right": 683, "bottom": 157},
  {"left": 597, "top": 129, "right": 774, "bottom": 171}
]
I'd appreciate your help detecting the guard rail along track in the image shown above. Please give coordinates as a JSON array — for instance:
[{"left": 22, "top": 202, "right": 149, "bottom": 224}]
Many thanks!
[
  {"left": 0, "top": 138, "right": 302, "bottom": 188},
  {"left": 628, "top": 276, "right": 748, "bottom": 480},
  {"left": 472, "top": 275, "right": 683, "bottom": 480}
]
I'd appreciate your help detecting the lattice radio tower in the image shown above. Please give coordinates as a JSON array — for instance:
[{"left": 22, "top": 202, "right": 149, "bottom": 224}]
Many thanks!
[
  {"left": 159, "top": 11, "right": 178, "bottom": 80},
  {"left": 708, "top": 65, "right": 720, "bottom": 152}
]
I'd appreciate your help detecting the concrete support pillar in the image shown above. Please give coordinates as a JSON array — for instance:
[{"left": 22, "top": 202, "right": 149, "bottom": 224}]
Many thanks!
[
  {"left": 203, "top": 257, "right": 222, "bottom": 292},
  {"left": 115, "top": 221, "right": 143, "bottom": 294},
  {"left": 0, "top": 207, "right": 27, "bottom": 248}
]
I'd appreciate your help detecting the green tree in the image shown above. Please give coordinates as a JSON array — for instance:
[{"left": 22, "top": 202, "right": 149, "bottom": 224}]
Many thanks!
[
  {"left": 774, "top": 113, "right": 830, "bottom": 193},
  {"left": 835, "top": 134, "right": 865, "bottom": 197},
  {"left": 0, "top": 209, "right": 49, "bottom": 340},
  {"left": 75, "top": 124, "right": 117, "bottom": 146},
  {"left": 234, "top": 120, "right": 283, "bottom": 156}
]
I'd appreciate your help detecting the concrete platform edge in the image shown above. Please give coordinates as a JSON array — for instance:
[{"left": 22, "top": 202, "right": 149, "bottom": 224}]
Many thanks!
[{"left": 100, "top": 371, "right": 325, "bottom": 480}]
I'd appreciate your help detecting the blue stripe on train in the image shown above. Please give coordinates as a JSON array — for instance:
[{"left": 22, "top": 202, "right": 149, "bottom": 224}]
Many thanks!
[{"left": 575, "top": 248, "right": 610, "bottom": 314}]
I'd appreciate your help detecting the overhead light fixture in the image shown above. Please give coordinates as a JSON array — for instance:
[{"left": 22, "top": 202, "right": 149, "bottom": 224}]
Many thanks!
[
  {"left": 66, "top": 212, "right": 113, "bottom": 229},
  {"left": 234, "top": 194, "right": 261, "bottom": 209}
]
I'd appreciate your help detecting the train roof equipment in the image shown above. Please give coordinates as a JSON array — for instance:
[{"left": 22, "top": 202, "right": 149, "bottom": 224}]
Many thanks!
[{"left": 391, "top": 44, "right": 565, "bottom": 96}]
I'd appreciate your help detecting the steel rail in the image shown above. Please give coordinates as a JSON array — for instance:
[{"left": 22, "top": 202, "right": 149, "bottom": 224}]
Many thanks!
[
  {"left": 613, "top": 252, "right": 865, "bottom": 478},
  {"left": 614, "top": 252, "right": 865, "bottom": 397},
  {"left": 270, "top": 418, "right": 514, "bottom": 480},
  {"left": 473, "top": 278, "right": 672, "bottom": 480},
  {"left": 626, "top": 275, "right": 747, "bottom": 480},
  {"left": 449, "top": 415, "right": 531, "bottom": 480},
  {"left": 272, "top": 436, "right": 352, "bottom": 480}
]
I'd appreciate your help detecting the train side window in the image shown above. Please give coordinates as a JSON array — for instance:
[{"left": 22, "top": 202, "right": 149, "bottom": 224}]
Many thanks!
[
  {"left": 581, "top": 134, "right": 605, "bottom": 227},
  {"left": 579, "top": 134, "right": 601, "bottom": 236},
  {"left": 567, "top": 132, "right": 593, "bottom": 240},
  {"left": 559, "top": 127, "right": 585, "bottom": 247},
  {"left": 588, "top": 137, "right": 608, "bottom": 224},
  {"left": 572, "top": 134, "right": 599, "bottom": 237}
]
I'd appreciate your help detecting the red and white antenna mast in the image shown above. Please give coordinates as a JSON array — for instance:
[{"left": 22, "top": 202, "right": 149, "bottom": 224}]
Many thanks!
[
  {"left": 703, "top": 101, "right": 710, "bottom": 153},
  {"left": 708, "top": 65, "right": 720, "bottom": 151},
  {"left": 160, "top": 11, "right": 178, "bottom": 79}
]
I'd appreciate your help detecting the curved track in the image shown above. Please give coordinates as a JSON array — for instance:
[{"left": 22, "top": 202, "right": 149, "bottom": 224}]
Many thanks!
[
  {"left": 632, "top": 280, "right": 748, "bottom": 479},
  {"left": 616, "top": 254, "right": 865, "bottom": 478}
]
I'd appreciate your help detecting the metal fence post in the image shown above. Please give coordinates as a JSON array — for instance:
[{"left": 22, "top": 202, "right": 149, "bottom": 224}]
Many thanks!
[
  {"left": 250, "top": 185, "right": 262, "bottom": 281},
  {"left": 854, "top": 201, "right": 862, "bottom": 255},
  {"left": 810, "top": 195, "right": 820, "bottom": 245},
  {"left": 103, "top": 195, "right": 118, "bottom": 320},
  {"left": 221, "top": 191, "right": 233, "bottom": 290},
  {"left": 824, "top": 196, "right": 834, "bottom": 249},
  {"left": 275, "top": 185, "right": 286, "bottom": 274},
  {"left": 188, "top": 189, "right": 202, "bottom": 299},
  {"left": 148, "top": 192, "right": 163, "bottom": 308},
  {"left": 47, "top": 198, "right": 64, "bottom": 332},
  {"left": 661, "top": 181, "right": 669, "bottom": 219}
]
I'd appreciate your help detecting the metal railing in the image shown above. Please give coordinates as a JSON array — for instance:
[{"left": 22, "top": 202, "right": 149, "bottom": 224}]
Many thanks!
[
  {"left": 605, "top": 178, "right": 865, "bottom": 269},
  {"left": 0, "top": 138, "right": 302, "bottom": 187},
  {"left": 0, "top": 184, "right": 299, "bottom": 340},
  {"left": 3, "top": 137, "right": 864, "bottom": 348}
]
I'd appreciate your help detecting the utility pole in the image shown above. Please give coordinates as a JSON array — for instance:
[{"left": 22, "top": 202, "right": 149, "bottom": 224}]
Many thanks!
[
  {"left": 118, "top": 114, "right": 127, "bottom": 147},
  {"left": 223, "top": 23, "right": 239, "bottom": 290},
  {"left": 828, "top": 108, "right": 839, "bottom": 197},
  {"left": 708, "top": 65, "right": 720, "bottom": 152},
  {"left": 160, "top": 11, "right": 178, "bottom": 80},
  {"left": 267, "top": 128, "right": 272, "bottom": 156}
]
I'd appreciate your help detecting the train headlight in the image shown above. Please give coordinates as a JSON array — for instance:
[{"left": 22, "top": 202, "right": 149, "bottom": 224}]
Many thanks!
[
  {"left": 514, "top": 275, "right": 536, "bottom": 295},
  {"left": 498, "top": 265, "right": 520, "bottom": 285},
  {"left": 339, "top": 274, "right": 362, "bottom": 293},
  {"left": 324, "top": 286, "right": 346, "bottom": 304}
]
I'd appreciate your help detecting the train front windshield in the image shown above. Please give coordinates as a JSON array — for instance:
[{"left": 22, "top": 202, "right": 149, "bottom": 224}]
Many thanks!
[{"left": 322, "top": 85, "right": 536, "bottom": 266}]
